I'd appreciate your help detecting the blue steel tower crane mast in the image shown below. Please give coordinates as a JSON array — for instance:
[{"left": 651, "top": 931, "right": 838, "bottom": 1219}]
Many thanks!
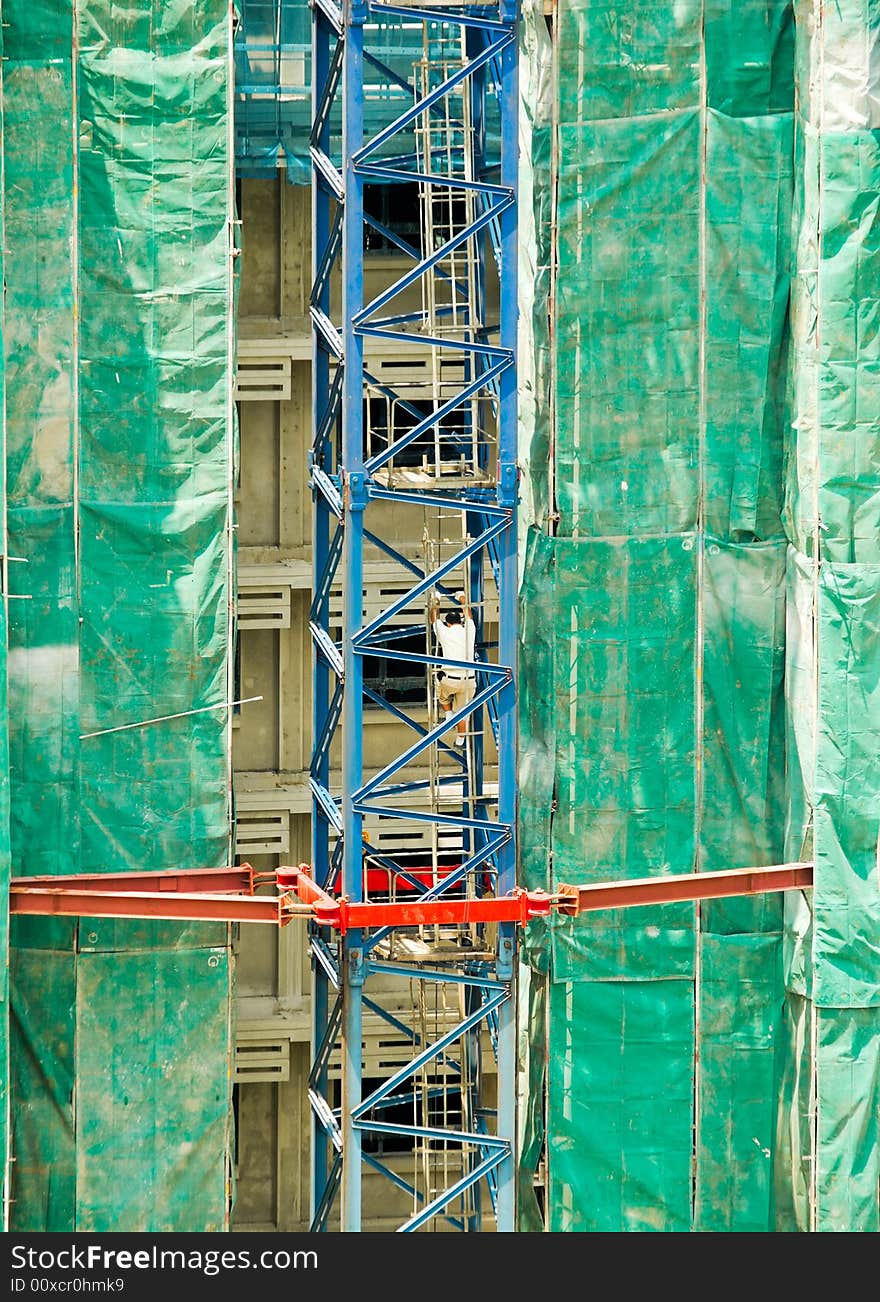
[{"left": 309, "top": 0, "right": 518, "bottom": 1232}]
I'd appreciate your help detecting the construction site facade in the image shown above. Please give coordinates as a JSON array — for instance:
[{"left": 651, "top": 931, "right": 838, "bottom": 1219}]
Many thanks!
[{"left": 0, "top": 0, "right": 878, "bottom": 1234}]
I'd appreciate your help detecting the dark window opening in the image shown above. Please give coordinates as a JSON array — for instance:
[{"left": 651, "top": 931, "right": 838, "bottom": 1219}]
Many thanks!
[
  {"left": 365, "top": 395, "right": 473, "bottom": 466},
  {"left": 363, "top": 182, "right": 470, "bottom": 253},
  {"left": 364, "top": 182, "right": 421, "bottom": 252},
  {"left": 330, "top": 1076, "right": 463, "bottom": 1157},
  {"left": 232, "top": 633, "right": 242, "bottom": 716},
  {"left": 363, "top": 630, "right": 426, "bottom": 706},
  {"left": 232, "top": 1084, "right": 240, "bottom": 1166}
]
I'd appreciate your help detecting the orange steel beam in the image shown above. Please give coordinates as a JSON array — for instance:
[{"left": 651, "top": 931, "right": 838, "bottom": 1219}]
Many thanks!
[{"left": 556, "top": 862, "right": 813, "bottom": 916}]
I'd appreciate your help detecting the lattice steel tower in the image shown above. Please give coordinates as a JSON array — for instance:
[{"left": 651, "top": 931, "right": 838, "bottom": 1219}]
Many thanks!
[{"left": 310, "top": 0, "right": 518, "bottom": 1231}]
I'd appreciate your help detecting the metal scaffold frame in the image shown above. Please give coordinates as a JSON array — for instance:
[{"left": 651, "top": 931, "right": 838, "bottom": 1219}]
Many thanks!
[{"left": 309, "top": 0, "right": 519, "bottom": 1232}]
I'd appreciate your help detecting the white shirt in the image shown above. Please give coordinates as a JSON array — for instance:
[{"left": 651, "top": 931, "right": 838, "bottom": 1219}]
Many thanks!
[{"left": 434, "top": 616, "right": 476, "bottom": 678}]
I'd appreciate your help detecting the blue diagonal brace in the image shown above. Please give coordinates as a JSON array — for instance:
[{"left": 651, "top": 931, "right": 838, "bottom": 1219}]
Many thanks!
[
  {"left": 352, "top": 989, "right": 507, "bottom": 1119},
  {"left": 353, "top": 515, "right": 508, "bottom": 643},
  {"left": 310, "top": 1151, "right": 342, "bottom": 1233},
  {"left": 311, "top": 679, "right": 343, "bottom": 774},
  {"left": 310, "top": 524, "right": 343, "bottom": 624},
  {"left": 312, "top": 464, "right": 343, "bottom": 519},
  {"left": 358, "top": 323, "right": 510, "bottom": 360},
  {"left": 353, "top": 1119, "right": 506, "bottom": 1149},
  {"left": 367, "top": 962, "right": 505, "bottom": 992},
  {"left": 361, "top": 995, "right": 463, "bottom": 1077},
  {"left": 311, "top": 305, "right": 343, "bottom": 359},
  {"left": 311, "top": 146, "right": 345, "bottom": 202},
  {"left": 354, "top": 677, "right": 501, "bottom": 801},
  {"left": 354, "top": 802, "right": 505, "bottom": 834},
  {"left": 366, "top": 485, "right": 508, "bottom": 515},
  {"left": 310, "top": 37, "right": 343, "bottom": 147},
  {"left": 365, "top": 357, "right": 510, "bottom": 474},
  {"left": 399, "top": 1149, "right": 507, "bottom": 1233},
  {"left": 313, "top": 364, "right": 343, "bottom": 464},
  {"left": 309, "top": 993, "right": 343, "bottom": 1091},
  {"left": 362, "top": 685, "right": 465, "bottom": 766},
  {"left": 311, "top": 936, "right": 340, "bottom": 988},
  {"left": 311, "top": 779, "right": 342, "bottom": 833},
  {"left": 309, "top": 1087, "right": 342, "bottom": 1153},
  {"left": 355, "top": 197, "right": 512, "bottom": 328},
  {"left": 311, "top": 202, "right": 343, "bottom": 310},
  {"left": 361, "top": 1153, "right": 464, "bottom": 1231},
  {"left": 354, "top": 31, "right": 513, "bottom": 163},
  {"left": 310, "top": 621, "right": 344, "bottom": 679},
  {"left": 357, "top": 162, "right": 510, "bottom": 198}
]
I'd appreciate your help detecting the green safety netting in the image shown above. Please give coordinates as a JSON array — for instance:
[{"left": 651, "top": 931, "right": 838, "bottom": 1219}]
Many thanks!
[
  {"left": 518, "top": 0, "right": 797, "bottom": 1232},
  {"left": 3, "top": 0, "right": 236, "bottom": 1231},
  {"left": 0, "top": 17, "right": 10, "bottom": 1225},
  {"left": 781, "top": 0, "right": 880, "bottom": 1232},
  {"left": 519, "top": 0, "right": 880, "bottom": 1233}
]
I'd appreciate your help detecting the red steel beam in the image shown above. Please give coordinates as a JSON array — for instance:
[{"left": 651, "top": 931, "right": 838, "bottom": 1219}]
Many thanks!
[
  {"left": 277, "top": 865, "right": 340, "bottom": 925},
  {"left": 8, "top": 880, "right": 553, "bottom": 930},
  {"left": 6, "top": 862, "right": 813, "bottom": 930},
  {"left": 277, "top": 865, "right": 554, "bottom": 933},
  {"left": 11, "top": 865, "right": 259, "bottom": 895},
  {"left": 8, "top": 887, "right": 292, "bottom": 925},
  {"left": 342, "top": 892, "right": 552, "bottom": 931},
  {"left": 556, "top": 862, "right": 813, "bottom": 916}
]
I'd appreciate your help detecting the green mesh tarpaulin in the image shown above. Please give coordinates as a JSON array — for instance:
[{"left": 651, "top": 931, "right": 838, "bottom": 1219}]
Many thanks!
[
  {"left": 780, "top": 0, "right": 880, "bottom": 1232},
  {"left": 0, "top": 20, "right": 10, "bottom": 1223},
  {"left": 518, "top": 0, "right": 795, "bottom": 1232},
  {"left": 75, "top": 948, "right": 233, "bottom": 1232},
  {"left": 547, "top": 978, "right": 694, "bottom": 1232},
  {"left": 4, "top": 0, "right": 236, "bottom": 1231}
]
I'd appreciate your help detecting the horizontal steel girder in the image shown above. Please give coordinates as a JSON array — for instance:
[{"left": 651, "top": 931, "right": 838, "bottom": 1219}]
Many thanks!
[{"left": 8, "top": 861, "right": 813, "bottom": 926}]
